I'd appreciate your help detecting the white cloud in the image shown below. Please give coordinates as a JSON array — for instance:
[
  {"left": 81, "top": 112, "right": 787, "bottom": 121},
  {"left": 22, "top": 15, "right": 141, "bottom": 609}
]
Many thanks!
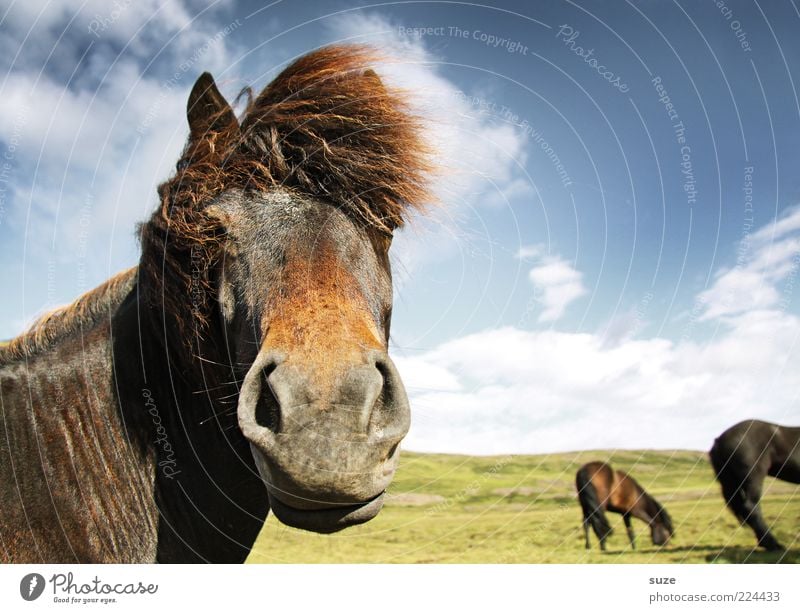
[
  {"left": 0, "top": 2, "right": 242, "bottom": 337},
  {"left": 516, "top": 244, "right": 543, "bottom": 260},
  {"left": 1, "top": 9, "right": 533, "bottom": 338},
  {"left": 328, "top": 12, "right": 529, "bottom": 198},
  {"left": 396, "top": 210, "right": 800, "bottom": 454},
  {"left": 484, "top": 176, "right": 535, "bottom": 209},
  {"left": 527, "top": 253, "right": 587, "bottom": 322},
  {"left": 752, "top": 204, "right": 800, "bottom": 243},
  {"left": 698, "top": 206, "right": 800, "bottom": 321},
  {"left": 325, "top": 13, "right": 534, "bottom": 287},
  {"left": 2, "top": 0, "right": 196, "bottom": 51}
]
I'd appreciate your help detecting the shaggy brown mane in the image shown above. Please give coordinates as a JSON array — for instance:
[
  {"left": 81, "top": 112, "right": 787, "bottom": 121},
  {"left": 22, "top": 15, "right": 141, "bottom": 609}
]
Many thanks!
[
  {"left": 0, "top": 267, "right": 137, "bottom": 364},
  {"left": 139, "top": 44, "right": 434, "bottom": 339}
]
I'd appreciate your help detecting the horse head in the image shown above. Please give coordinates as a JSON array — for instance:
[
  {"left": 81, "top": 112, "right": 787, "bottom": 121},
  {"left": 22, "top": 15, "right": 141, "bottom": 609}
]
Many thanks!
[
  {"left": 213, "top": 190, "right": 409, "bottom": 532},
  {"left": 650, "top": 504, "right": 674, "bottom": 546},
  {"left": 149, "top": 46, "right": 431, "bottom": 534}
]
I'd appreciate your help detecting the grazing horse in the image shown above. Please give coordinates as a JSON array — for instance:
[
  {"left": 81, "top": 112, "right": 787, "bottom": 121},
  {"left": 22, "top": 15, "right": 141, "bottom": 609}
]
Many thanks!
[
  {"left": 0, "top": 45, "right": 432, "bottom": 562},
  {"left": 710, "top": 419, "right": 800, "bottom": 551},
  {"left": 576, "top": 461, "right": 674, "bottom": 551}
]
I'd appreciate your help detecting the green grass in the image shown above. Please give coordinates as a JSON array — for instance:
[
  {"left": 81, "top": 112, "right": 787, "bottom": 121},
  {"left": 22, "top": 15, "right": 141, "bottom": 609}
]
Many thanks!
[{"left": 247, "top": 449, "right": 799, "bottom": 563}]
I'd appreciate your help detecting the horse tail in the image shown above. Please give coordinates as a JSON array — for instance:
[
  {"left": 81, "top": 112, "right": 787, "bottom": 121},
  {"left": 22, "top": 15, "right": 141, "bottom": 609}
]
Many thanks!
[
  {"left": 709, "top": 435, "right": 731, "bottom": 480},
  {"left": 576, "top": 468, "right": 613, "bottom": 540},
  {"left": 710, "top": 436, "right": 750, "bottom": 523}
]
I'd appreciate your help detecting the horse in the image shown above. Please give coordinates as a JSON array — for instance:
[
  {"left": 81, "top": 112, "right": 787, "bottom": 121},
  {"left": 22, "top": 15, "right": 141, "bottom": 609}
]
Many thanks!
[
  {"left": 0, "top": 45, "right": 433, "bottom": 563},
  {"left": 710, "top": 419, "right": 800, "bottom": 551},
  {"left": 575, "top": 461, "right": 674, "bottom": 551}
]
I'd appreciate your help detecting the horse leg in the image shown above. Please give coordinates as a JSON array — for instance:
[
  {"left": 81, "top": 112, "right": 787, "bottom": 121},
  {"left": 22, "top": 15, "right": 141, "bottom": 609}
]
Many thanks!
[
  {"left": 596, "top": 515, "right": 611, "bottom": 551},
  {"left": 741, "top": 495, "right": 783, "bottom": 551},
  {"left": 723, "top": 471, "right": 783, "bottom": 551},
  {"left": 623, "top": 514, "right": 636, "bottom": 550}
]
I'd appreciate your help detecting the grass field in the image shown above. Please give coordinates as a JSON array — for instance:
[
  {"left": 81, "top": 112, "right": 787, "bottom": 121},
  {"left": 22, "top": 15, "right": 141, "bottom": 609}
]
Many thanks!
[{"left": 247, "top": 449, "right": 799, "bottom": 563}]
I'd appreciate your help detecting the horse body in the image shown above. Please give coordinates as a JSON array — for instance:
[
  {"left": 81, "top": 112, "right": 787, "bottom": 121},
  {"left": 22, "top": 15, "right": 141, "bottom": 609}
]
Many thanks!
[
  {"left": 0, "top": 45, "right": 431, "bottom": 562},
  {"left": 710, "top": 419, "right": 800, "bottom": 551},
  {"left": 1, "top": 266, "right": 269, "bottom": 563},
  {"left": 576, "top": 461, "right": 673, "bottom": 551},
  {"left": 0, "top": 276, "right": 158, "bottom": 562}
]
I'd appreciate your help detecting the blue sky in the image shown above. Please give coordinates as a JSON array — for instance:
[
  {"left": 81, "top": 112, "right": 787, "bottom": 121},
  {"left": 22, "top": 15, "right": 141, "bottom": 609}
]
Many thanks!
[{"left": 2, "top": 0, "right": 799, "bottom": 453}]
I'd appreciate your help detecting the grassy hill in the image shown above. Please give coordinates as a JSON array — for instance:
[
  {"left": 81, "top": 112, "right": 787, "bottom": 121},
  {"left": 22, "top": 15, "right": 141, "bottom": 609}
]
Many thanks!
[{"left": 248, "top": 449, "right": 799, "bottom": 563}]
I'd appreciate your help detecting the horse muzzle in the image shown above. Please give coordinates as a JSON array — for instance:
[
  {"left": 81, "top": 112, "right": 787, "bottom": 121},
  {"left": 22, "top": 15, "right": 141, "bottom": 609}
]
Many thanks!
[{"left": 238, "top": 349, "right": 409, "bottom": 533}]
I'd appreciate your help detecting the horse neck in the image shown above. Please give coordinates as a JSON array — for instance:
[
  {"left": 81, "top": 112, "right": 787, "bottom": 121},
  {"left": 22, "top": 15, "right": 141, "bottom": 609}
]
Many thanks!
[
  {"left": 130, "top": 289, "right": 245, "bottom": 473},
  {"left": 637, "top": 491, "right": 662, "bottom": 524},
  {"left": 0, "top": 280, "right": 160, "bottom": 561},
  {"left": 627, "top": 481, "right": 659, "bottom": 523},
  {"left": 128, "top": 288, "right": 268, "bottom": 562},
  {"left": 137, "top": 301, "right": 230, "bottom": 402}
]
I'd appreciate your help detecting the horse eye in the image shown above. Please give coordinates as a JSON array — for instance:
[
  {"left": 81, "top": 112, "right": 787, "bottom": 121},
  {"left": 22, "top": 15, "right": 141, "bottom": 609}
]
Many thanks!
[{"left": 176, "top": 159, "right": 189, "bottom": 172}]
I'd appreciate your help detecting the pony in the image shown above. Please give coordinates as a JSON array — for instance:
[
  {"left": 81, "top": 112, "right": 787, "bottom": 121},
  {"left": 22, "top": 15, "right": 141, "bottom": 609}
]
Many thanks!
[
  {"left": 710, "top": 419, "right": 799, "bottom": 551},
  {"left": 0, "top": 45, "right": 432, "bottom": 562},
  {"left": 576, "top": 461, "right": 674, "bottom": 551}
]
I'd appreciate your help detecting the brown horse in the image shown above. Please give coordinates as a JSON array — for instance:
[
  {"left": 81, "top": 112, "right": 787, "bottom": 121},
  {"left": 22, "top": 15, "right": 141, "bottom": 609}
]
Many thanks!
[
  {"left": 0, "top": 45, "right": 432, "bottom": 562},
  {"left": 710, "top": 419, "right": 800, "bottom": 551},
  {"left": 576, "top": 461, "right": 674, "bottom": 551}
]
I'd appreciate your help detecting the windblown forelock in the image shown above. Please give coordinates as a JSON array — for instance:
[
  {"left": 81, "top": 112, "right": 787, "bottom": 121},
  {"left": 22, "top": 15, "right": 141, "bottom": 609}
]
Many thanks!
[
  {"left": 236, "top": 45, "right": 434, "bottom": 231},
  {"left": 138, "top": 44, "right": 434, "bottom": 345}
]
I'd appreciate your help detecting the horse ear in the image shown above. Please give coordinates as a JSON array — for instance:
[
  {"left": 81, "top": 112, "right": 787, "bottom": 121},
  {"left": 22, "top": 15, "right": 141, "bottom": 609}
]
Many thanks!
[
  {"left": 362, "top": 68, "right": 386, "bottom": 92},
  {"left": 187, "top": 72, "right": 238, "bottom": 140}
]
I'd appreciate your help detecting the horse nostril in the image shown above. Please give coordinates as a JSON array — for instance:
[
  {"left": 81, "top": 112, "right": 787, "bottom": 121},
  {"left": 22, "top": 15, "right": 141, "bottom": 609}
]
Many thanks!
[
  {"left": 374, "top": 359, "right": 394, "bottom": 410},
  {"left": 255, "top": 365, "right": 281, "bottom": 433},
  {"left": 368, "top": 355, "right": 410, "bottom": 442},
  {"left": 384, "top": 442, "right": 399, "bottom": 462}
]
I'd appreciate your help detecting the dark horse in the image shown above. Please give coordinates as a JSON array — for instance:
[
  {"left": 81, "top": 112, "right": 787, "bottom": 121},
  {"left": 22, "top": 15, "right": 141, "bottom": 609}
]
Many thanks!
[
  {"left": 0, "top": 45, "right": 433, "bottom": 562},
  {"left": 576, "top": 461, "right": 674, "bottom": 551},
  {"left": 710, "top": 419, "right": 799, "bottom": 551}
]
